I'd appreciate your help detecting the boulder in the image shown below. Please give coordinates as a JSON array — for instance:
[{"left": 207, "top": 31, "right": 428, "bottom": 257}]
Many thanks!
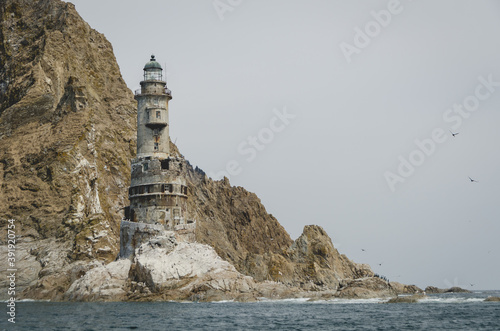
[
  {"left": 64, "top": 259, "right": 131, "bottom": 301},
  {"left": 485, "top": 296, "right": 500, "bottom": 302},
  {"left": 445, "top": 287, "right": 471, "bottom": 293},
  {"left": 385, "top": 294, "right": 426, "bottom": 303},
  {"left": 390, "top": 282, "right": 423, "bottom": 295},
  {"left": 335, "top": 277, "right": 395, "bottom": 299},
  {"left": 425, "top": 286, "right": 444, "bottom": 294}
]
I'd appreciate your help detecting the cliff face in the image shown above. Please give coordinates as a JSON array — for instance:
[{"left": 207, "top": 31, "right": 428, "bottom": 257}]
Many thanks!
[
  {"left": 0, "top": 0, "right": 376, "bottom": 301},
  {"left": 0, "top": 0, "right": 136, "bottom": 264}
]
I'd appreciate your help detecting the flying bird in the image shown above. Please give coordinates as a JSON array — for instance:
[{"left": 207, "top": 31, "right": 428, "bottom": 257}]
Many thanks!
[
  {"left": 470, "top": 283, "right": 475, "bottom": 287},
  {"left": 468, "top": 177, "right": 478, "bottom": 183},
  {"left": 361, "top": 249, "right": 366, "bottom": 252},
  {"left": 450, "top": 130, "right": 459, "bottom": 137}
]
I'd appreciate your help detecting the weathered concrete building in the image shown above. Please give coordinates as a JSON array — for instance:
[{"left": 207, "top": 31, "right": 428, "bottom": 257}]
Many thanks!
[{"left": 120, "top": 56, "right": 195, "bottom": 258}]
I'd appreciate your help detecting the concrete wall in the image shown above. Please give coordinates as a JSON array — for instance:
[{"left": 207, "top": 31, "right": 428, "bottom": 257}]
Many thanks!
[
  {"left": 135, "top": 80, "right": 170, "bottom": 158},
  {"left": 119, "top": 220, "right": 167, "bottom": 259},
  {"left": 128, "top": 156, "right": 190, "bottom": 229}
]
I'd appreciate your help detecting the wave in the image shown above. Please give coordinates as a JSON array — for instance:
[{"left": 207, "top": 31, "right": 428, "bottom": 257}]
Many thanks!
[
  {"left": 418, "top": 297, "right": 486, "bottom": 304},
  {"left": 256, "top": 297, "right": 311, "bottom": 303}
]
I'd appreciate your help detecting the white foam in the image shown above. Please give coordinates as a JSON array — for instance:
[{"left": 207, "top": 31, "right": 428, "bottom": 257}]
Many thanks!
[
  {"left": 256, "top": 297, "right": 311, "bottom": 303},
  {"left": 323, "top": 298, "right": 386, "bottom": 304},
  {"left": 211, "top": 300, "right": 235, "bottom": 303},
  {"left": 419, "top": 297, "right": 485, "bottom": 304},
  {"left": 256, "top": 297, "right": 386, "bottom": 304}
]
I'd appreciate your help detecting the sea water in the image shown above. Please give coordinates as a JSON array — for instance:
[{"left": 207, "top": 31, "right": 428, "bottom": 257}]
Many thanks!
[{"left": 2, "top": 291, "right": 499, "bottom": 330}]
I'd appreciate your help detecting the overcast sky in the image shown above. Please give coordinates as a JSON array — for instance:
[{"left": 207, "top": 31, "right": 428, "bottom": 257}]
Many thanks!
[{"left": 69, "top": 0, "right": 500, "bottom": 290}]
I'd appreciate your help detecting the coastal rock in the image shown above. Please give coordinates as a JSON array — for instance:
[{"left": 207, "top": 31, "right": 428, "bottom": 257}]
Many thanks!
[
  {"left": 64, "top": 229, "right": 259, "bottom": 302},
  {"left": 484, "top": 296, "right": 500, "bottom": 302},
  {"left": 0, "top": 237, "right": 77, "bottom": 300},
  {"left": 445, "top": 286, "right": 471, "bottom": 293},
  {"left": 390, "top": 282, "right": 423, "bottom": 295},
  {"left": 335, "top": 277, "right": 396, "bottom": 299},
  {"left": 64, "top": 259, "right": 131, "bottom": 301},
  {"left": 385, "top": 294, "right": 426, "bottom": 303},
  {"left": 132, "top": 235, "right": 255, "bottom": 295},
  {"left": 277, "top": 225, "right": 374, "bottom": 289},
  {"left": 424, "top": 286, "right": 471, "bottom": 294},
  {"left": 424, "top": 286, "right": 444, "bottom": 294}
]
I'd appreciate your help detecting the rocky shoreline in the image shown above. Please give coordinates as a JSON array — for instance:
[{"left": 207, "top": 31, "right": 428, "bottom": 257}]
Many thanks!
[{"left": 6, "top": 224, "right": 401, "bottom": 302}]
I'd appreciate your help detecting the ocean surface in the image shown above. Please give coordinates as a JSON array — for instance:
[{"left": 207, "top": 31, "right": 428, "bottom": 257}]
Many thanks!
[{"left": 2, "top": 291, "right": 500, "bottom": 330}]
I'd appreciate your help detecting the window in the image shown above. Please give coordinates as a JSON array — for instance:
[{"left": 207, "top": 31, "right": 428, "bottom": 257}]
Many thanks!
[
  {"left": 153, "top": 128, "right": 160, "bottom": 136},
  {"left": 154, "top": 142, "right": 159, "bottom": 151},
  {"left": 156, "top": 111, "right": 161, "bottom": 119},
  {"left": 146, "top": 110, "right": 149, "bottom": 120},
  {"left": 161, "top": 159, "right": 170, "bottom": 170},
  {"left": 143, "top": 163, "right": 148, "bottom": 171}
]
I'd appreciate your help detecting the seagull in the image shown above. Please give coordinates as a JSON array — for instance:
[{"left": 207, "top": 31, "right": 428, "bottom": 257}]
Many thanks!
[
  {"left": 361, "top": 249, "right": 366, "bottom": 252},
  {"left": 470, "top": 283, "right": 475, "bottom": 287},
  {"left": 378, "top": 263, "right": 383, "bottom": 266},
  {"left": 450, "top": 130, "right": 459, "bottom": 137},
  {"left": 468, "top": 177, "right": 478, "bottom": 183}
]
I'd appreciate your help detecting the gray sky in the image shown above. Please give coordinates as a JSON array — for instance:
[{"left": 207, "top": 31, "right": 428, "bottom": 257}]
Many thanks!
[{"left": 69, "top": 0, "right": 500, "bottom": 290}]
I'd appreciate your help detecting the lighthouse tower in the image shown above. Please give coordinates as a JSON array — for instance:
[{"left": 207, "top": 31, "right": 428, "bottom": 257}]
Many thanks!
[
  {"left": 135, "top": 55, "right": 171, "bottom": 158},
  {"left": 124, "top": 55, "right": 192, "bottom": 231}
]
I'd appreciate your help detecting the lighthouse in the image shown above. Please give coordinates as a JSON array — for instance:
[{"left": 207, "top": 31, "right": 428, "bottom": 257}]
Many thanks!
[
  {"left": 120, "top": 56, "right": 194, "bottom": 258},
  {"left": 135, "top": 55, "right": 171, "bottom": 158}
]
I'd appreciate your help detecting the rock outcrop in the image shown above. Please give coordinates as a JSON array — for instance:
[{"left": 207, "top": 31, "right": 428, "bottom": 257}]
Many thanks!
[
  {"left": 335, "top": 277, "right": 395, "bottom": 299},
  {"left": 484, "top": 296, "right": 500, "bottom": 302},
  {"left": 64, "top": 259, "right": 131, "bottom": 301},
  {"left": 65, "top": 230, "right": 293, "bottom": 302},
  {"left": 424, "top": 286, "right": 471, "bottom": 294},
  {"left": 390, "top": 282, "right": 423, "bottom": 295},
  {"left": 385, "top": 294, "right": 426, "bottom": 303},
  {"left": 0, "top": 0, "right": 414, "bottom": 301}
]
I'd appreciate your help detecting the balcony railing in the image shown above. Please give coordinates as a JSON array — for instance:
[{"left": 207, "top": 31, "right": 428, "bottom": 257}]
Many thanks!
[{"left": 134, "top": 87, "right": 172, "bottom": 96}]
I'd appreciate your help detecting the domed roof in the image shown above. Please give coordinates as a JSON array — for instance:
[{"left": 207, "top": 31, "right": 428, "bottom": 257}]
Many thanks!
[{"left": 144, "top": 55, "right": 162, "bottom": 70}]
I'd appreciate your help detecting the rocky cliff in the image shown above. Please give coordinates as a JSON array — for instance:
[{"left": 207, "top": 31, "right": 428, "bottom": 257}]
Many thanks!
[{"left": 0, "top": 0, "right": 394, "bottom": 301}]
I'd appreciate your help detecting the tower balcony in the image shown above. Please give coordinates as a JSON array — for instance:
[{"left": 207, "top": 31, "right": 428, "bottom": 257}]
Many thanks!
[
  {"left": 134, "top": 87, "right": 172, "bottom": 98},
  {"left": 145, "top": 119, "right": 168, "bottom": 129}
]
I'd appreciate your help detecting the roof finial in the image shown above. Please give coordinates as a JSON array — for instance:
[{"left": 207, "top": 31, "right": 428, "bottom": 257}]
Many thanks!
[{"left": 151, "top": 54, "right": 155, "bottom": 61}]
